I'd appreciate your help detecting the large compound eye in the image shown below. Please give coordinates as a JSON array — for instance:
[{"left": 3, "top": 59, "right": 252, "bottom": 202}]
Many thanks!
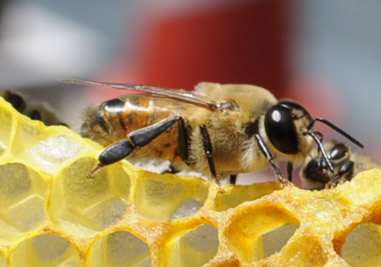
[
  {"left": 329, "top": 143, "right": 348, "bottom": 160},
  {"left": 338, "top": 161, "right": 354, "bottom": 179},
  {"left": 264, "top": 103, "right": 299, "bottom": 154}
]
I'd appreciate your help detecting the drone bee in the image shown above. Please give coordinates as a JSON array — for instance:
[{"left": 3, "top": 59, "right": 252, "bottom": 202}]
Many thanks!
[
  {"left": 301, "top": 140, "right": 380, "bottom": 190},
  {"left": 0, "top": 90, "right": 67, "bottom": 126},
  {"left": 66, "top": 79, "right": 362, "bottom": 185}
]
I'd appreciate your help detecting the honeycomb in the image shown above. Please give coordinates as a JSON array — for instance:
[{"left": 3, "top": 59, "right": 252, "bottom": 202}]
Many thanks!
[{"left": 0, "top": 96, "right": 381, "bottom": 266}]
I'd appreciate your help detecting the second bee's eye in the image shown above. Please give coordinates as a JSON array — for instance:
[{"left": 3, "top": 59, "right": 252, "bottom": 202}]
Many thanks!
[
  {"left": 329, "top": 143, "right": 348, "bottom": 160},
  {"left": 264, "top": 103, "right": 298, "bottom": 154},
  {"left": 338, "top": 161, "right": 354, "bottom": 176}
]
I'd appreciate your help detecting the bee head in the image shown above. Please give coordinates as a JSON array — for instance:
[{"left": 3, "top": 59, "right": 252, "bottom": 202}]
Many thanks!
[
  {"left": 264, "top": 100, "right": 363, "bottom": 171},
  {"left": 303, "top": 142, "right": 354, "bottom": 188}
]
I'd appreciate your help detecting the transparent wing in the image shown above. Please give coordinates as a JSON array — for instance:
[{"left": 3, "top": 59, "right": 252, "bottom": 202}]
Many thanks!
[
  {"left": 62, "top": 79, "right": 233, "bottom": 111},
  {"left": 117, "top": 93, "right": 201, "bottom": 115}
]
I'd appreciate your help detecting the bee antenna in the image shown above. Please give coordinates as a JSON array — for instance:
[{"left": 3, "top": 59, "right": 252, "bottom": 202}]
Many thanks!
[
  {"left": 304, "top": 131, "right": 334, "bottom": 172},
  {"left": 307, "top": 117, "right": 364, "bottom": 148}
]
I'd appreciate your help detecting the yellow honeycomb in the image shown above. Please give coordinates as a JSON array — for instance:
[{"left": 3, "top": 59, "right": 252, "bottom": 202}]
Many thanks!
[{"left": 0, "top": 96, "right": 381, "bottom": 266}]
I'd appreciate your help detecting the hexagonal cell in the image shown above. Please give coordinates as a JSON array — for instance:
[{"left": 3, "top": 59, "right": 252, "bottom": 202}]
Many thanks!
[
  {"left": 0, "top": 163, "right": 32, "bottom": 202},
  {"left": 134, "top": 172, "right": 209, "bottom": 221},
  {"left": 256, "top": 223, "right": 299, "bottom": 260},
  {"left": 340, "top": 223, "right": 381, "bottom": 267},
  {"left": 225, "top": 203, "right": 300, "bottom": 263},
  {"left": 279, "top": 232, "right": 328, "bottom": 265},
  {"left": 48, "top": 157, "right": 130, "bottom": 238},
  {"left": 0, "top": 163, "right": 47, "bottom": 244},
  {"left": 12, "top": 120, "right": 53, "bottom": 156},
  {"left": 171, "top": 199, "right": 204, "bottom": 220},
  {"left": 214, "top": 182, "right": 281, "bottom": 211},
  {"left": 86, "top": 197, "right": 128, "bottom": 229},
  {"left": 29, "top": 135, "right": 82, "bottom": 174},
  {"left": 88, "top": 230, "right": 151, "bottom": 266},
  {"left": 167, "top": 224, "right": 219, "bottom": 267},
  {"left": 10, "top": 233, "right": 81, "bottom": 267},
  {"left": 13, "top": 125, "right": 82, "bottom": 175},
  {"left": 6, "top": 195, "right": 45, "bottom": 231}
]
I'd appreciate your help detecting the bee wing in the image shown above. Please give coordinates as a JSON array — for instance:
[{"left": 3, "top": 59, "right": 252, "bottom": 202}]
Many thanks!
[
  {"left": 62, "top": 79, "right": 231, "bottom": 111},
  {"left": 117, "top": 94, "right": 200, "bottom": 113}
]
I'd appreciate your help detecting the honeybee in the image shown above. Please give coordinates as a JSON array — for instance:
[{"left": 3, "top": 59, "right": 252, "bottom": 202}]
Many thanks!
[
  {"left": 0, "top": 90, "right": 67, "bottom": 126},
  {"left": 301, "top": 140, "right": 380, "bottom": 190},
  {"left": 66, "top": 79, "right": 362, "bottom": 185}
]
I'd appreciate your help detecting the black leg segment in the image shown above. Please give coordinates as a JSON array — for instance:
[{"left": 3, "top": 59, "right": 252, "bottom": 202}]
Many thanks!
[
  {"left": 334, "top": 160, "right": 354, "bottom": 186},
  {"left": 254, "top": 134, "right": 287, "bottom": 184},
  {"left": 229, "top": 174, "right": 237, "bottom": 185},
  {"left": 130, "top": 116, "right": 180, "bottom": 146},
  {"left": 161, "top": 162, "right": 179, "bottom": 174},
  {"left": 99, "top": 139, "right": 135, "bottom": 165},
  {"left": 177, "top": 117, "right": 189, "bottom": 161},
  {"left": 200, "top": 125, "right": 217, "bottom": 178},
  {"left": 98, "top": 116, "right": 181, "bottom": 166}
]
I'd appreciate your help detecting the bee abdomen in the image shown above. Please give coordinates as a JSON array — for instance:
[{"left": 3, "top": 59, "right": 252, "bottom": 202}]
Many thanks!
[
  {"left": 116, "top": 97, "right": 164, "bottom": 133},
  {"left": 82, "top": 96, "right": 178, "bottom": 151}
]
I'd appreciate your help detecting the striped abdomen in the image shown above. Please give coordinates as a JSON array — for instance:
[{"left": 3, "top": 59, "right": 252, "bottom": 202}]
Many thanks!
[{"left": 81, "top": 95, "right": 185, "bottom": 162}]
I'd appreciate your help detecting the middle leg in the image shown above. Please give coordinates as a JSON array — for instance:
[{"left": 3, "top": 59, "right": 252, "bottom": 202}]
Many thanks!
[{"left": 199, "top": 125, "right": 218, "bottom": 181}]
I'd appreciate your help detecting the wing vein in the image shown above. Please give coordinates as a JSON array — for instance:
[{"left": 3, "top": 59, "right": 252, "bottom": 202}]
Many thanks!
[{"left": 61, "top": 79, "right": 229, "bottom": 111}]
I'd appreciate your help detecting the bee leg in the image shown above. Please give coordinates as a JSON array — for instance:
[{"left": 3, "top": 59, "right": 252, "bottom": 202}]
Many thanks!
[
  {"left": 199, "top": 125, "right": 218, "bottom": 183},
  {"left": 161, "top": 162, "right": 179, "bottom": 174},
  {"left": 178, "top": 116, "right": 189, "bottom": 161},
  {"left": 229, "top": 174, "right": 237, "bottom": 185},
  {"left": 287, "top": 161, "right": 293, "bottom": 182},
  {"left": 339, "top": 161, "right": 354, "bottom": 181},
  {"left": 89, "top": 116, "right": 181, "bottom": 178},
  {"left": 254, "top": 134, "right": 289, "bottom": 185},
  {"left": 332, "top": 160, "right": 354, "bottom": 187}
]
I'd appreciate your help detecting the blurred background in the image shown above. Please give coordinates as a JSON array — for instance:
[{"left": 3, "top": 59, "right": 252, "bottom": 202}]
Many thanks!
[{"left": 0, "top": 0, "right": 380, "bottom": 183}]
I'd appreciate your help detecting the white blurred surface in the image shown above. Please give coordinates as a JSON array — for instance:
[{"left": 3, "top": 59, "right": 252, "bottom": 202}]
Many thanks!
[{"left": 0, "top": 2, "right": 106, "bottom": 86}]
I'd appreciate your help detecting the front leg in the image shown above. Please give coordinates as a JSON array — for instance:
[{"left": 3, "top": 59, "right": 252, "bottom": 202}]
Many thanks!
[
  {"left": 254, "top": 134, "right": 289, "bottom": 185},
  {"left": 90, "top": 116, "right": 181, "bottom": 177}
]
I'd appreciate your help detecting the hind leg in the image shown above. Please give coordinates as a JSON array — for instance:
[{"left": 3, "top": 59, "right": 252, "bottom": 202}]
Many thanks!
[
  {"left": 254, "top": 133, "right": 289, "bottom": 185},
  {"left": 89, "top": 116, "right": 181, "bottom": 177}
]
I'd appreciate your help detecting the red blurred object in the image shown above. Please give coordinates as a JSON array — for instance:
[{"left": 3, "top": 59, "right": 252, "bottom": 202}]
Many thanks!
[{"left": 93, "top": 0, "right": 290, "bottom": 100}]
